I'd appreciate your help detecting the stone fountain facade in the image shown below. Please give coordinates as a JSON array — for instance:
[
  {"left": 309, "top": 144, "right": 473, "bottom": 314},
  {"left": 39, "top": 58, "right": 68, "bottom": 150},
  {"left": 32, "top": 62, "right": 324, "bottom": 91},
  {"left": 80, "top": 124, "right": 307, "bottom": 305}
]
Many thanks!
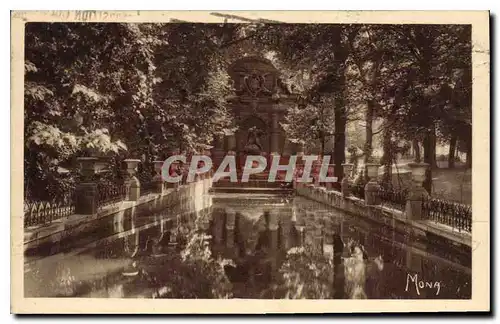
[{"left": 211, "top": 56, "right": 300, "bottom": 171}]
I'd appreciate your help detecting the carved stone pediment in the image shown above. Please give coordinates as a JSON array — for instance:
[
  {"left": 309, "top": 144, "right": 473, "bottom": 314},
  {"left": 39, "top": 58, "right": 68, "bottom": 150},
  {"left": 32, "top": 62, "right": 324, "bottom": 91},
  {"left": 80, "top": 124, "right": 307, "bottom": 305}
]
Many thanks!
[{"left": 229, "top": 56, "right": 279, "bottom": 97}]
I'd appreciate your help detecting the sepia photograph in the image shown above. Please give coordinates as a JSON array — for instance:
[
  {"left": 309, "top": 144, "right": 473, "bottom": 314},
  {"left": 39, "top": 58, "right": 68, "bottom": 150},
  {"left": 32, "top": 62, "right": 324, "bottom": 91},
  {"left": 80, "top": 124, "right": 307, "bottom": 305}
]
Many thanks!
[{"left": 11, "top": 10, "right": 490, "bottom": 314}]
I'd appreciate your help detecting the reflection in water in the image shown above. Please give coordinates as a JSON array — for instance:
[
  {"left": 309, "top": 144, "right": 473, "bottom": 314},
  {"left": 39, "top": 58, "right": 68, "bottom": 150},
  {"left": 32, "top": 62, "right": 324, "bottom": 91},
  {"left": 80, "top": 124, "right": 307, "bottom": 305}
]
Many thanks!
[{"left": 24, "top": 193, "right": 471, "bottom": 299}]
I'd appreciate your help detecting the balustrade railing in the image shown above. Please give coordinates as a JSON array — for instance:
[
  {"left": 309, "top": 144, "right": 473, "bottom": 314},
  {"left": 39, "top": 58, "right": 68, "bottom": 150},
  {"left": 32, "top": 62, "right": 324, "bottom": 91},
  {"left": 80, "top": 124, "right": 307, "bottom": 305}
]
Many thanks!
[{"left": 421, "top": 198, "right": 472, "bottom": 233}]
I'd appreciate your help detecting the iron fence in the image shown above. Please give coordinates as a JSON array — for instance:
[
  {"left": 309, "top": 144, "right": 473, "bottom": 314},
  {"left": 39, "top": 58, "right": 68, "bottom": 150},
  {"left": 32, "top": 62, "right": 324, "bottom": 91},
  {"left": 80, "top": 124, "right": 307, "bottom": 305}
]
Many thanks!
[
  {"left": 97, "top": 182, "right": 127, "bottom": 208},
  {"left": 137, "top": 166, "right": 157, "bottom": 196},
  {"left": 377, "top": 187, "right": 409, "bottom": 211},
  {"left": 140, "top": 180, "right": 157, "bottom": 196},
  {"left": 24, "top": 193, "right": 75, "bottom": 227},
  {"left": 422, "top": 198, "right": 472, "bottom": 233}
]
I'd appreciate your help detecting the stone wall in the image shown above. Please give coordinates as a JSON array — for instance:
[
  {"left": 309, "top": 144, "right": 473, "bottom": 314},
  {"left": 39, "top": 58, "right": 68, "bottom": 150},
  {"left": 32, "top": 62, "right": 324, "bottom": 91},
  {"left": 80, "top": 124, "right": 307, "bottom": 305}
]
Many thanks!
[{"left": 24, "top": 176, "right": 213, "bottom": 256}]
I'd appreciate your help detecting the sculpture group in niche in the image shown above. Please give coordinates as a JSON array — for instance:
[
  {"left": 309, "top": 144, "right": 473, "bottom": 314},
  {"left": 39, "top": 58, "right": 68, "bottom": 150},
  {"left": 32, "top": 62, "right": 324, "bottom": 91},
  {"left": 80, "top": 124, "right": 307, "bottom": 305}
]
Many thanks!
[{"left": 243, "top": 126, "right": 264, "bottom": 155}]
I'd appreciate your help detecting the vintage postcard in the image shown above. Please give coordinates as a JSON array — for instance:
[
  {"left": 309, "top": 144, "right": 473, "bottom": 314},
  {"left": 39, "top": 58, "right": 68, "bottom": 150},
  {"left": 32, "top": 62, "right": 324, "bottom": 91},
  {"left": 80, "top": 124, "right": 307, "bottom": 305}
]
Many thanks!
[{"left": 11, "top": 10, "right": 490, "bottom": 314}]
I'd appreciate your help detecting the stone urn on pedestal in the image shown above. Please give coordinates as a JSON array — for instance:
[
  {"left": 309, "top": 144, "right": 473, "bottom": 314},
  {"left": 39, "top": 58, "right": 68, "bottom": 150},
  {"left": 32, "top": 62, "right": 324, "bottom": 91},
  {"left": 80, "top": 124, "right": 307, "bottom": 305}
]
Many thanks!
[
  {"left": 341, "top": 163, "right": 354, "bottom": 197},
  {"left": 124, "top": 159, "right": 141, "bottom": 201},
  {"left": 75, "top": 157, "right": 99, "bottom": 215},
  {"left": 405, "top": 162, "right": 430, "bottom": 220},
  {"left": 364, "top": 163, "right": 381, "bottom": 205}
]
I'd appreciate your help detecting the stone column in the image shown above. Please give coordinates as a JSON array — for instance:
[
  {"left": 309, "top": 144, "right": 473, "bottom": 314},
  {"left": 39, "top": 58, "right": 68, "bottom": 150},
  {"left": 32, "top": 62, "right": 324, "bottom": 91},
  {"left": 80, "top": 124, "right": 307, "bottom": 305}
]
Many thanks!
[
  {"left": 124, "top": 159, "right": 141, "bottom": 201},
  {"left": 153, "top": 160, "right": 165, "bottom": 194},
  {"left": 270, "top": 113, "right": 280, "bottom": 155},
  {"left": 364, "top": 163, "right": 381, "bottom": 205},
  {"left": 406, "top": 162, "right": 430, "bottom": 220},
  {"left": 75, "top": 157, "right": 98, "bottom": 215},
  {"left": 341, "top": 163, "right": 354, "bottom": 197},
  {"left": 225, "top": 208, "right": 236, "bottom": 248}
]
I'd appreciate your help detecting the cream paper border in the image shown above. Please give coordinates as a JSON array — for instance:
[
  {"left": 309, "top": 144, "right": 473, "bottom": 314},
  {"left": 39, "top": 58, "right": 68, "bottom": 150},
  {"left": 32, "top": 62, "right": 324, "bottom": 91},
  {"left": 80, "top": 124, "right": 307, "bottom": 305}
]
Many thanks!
[{"left": 11, "top": 10, "right": 490, "bottom": 314}]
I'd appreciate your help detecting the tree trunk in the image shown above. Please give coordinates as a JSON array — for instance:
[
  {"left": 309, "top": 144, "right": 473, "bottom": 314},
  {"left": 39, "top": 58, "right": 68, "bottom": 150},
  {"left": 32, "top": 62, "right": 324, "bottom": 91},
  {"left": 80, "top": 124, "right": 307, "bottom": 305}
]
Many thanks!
[
  {"left": 448, "top": 135, "right": 457, "bottom": 169},
  {"left": 332, "top": 28, "right": 347, "bottom": 188},
  {"left": 422, "top": 130, "right": 436, "bottom": 194},
  {"left": 320, "top": 133, "right": 325, "bottom": 157},
  {"left": 313, "top": 27, "right": 349, "bottom": 189},
  {"left": 363, "top": 100, "right": 374, "bottom": 164},
  {"left": 431, "top": 132, "right": 437, "bottom": 168},
  {"left": 466, "top": 138, "right": 472, "bottom": 168},
  {"left": 413, "top": 27, "right": 437, "bottom": 194},
  {"left": 381, "top": 127, "right": 392, "bottom": 185},
  {"left": 334, "top": 110, "right": 346, "bottom": 183},
  {"left": 412, "top": 139, "right": 421, "bottom": 162}
]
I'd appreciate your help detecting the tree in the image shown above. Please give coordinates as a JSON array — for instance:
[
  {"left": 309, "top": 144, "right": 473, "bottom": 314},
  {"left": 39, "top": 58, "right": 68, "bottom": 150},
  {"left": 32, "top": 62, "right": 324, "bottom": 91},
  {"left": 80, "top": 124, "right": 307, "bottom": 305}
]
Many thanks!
[
  {"left": 280, "top": 100, "right": 335, "bottom": 155},
  {"left": 24, "top": 23, "right": 144, "bottom": 200},
  {"left": 259, "top": 24, "right": 357, "bottom": 183},
  {"left": 372, "top": 25, "right": 472, "bottom": 191},
  {"left": 24, "top": 22, "right": 239, "bottom": 200},
  {"left": 345, "top": 26, "right": 391, "bottom": 164}
]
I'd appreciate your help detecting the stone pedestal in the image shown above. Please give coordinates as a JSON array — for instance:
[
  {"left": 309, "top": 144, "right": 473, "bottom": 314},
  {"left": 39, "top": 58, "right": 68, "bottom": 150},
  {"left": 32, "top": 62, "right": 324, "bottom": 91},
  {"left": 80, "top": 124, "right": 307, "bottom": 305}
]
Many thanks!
[
  {"left": 153, "top": 160, "right": 165, "bottom": 194},
  {"left": 75, "top": 157, "right": 98, "bottom": 215},
  {"left": 75, "top": 182, "right": 98, "bottom": 215},
  {"left": 341, "top": 163, "right": 353, "bottom": 197},
  {"left": 124, "top": 159, "right": 141, "bottom": 201},
  {"left": 364, "top": 163, "right": 381, "bottom": 205},
  {"left": 405, "top": 162, "right": 430, "bottom": 220}
]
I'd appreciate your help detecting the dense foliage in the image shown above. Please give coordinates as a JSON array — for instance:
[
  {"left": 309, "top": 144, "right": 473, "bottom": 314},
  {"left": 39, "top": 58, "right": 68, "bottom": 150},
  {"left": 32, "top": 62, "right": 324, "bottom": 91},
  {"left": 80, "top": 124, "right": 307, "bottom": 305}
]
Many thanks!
[
  {"left": 24, "top": 23, "right": 239, "bottom": 200},
  {"left": 24, "top": 23, "right": 472, "bottom": 200}
]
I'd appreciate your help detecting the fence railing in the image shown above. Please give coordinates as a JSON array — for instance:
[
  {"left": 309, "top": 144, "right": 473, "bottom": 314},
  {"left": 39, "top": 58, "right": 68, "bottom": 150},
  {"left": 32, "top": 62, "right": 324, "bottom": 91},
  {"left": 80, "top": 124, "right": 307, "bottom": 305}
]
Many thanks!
[
  {"left": 97, "top": 182, "right": 127, "bottom": 208},
  {"left": 347, "top": 182, "right": 472, "bottom": 233},
  {"left": 376, "top": 187, "right": 408, "bottom": 211},
  {"left": 140, "top": 180, "right": 156, "bottom": 196},
  {"left": 422, "top": 198, "right": 472, "bottom": 233},
  {"left": 24, "top": 194, "right": 75, "bottom": 228}
]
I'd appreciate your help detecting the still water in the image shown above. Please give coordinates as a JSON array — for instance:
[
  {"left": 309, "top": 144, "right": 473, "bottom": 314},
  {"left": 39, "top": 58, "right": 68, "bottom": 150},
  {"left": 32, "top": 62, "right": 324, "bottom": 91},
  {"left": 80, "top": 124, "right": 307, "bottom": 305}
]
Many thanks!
[{"left": 24, "top": 193, "right": 471, "bottom": 299}]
